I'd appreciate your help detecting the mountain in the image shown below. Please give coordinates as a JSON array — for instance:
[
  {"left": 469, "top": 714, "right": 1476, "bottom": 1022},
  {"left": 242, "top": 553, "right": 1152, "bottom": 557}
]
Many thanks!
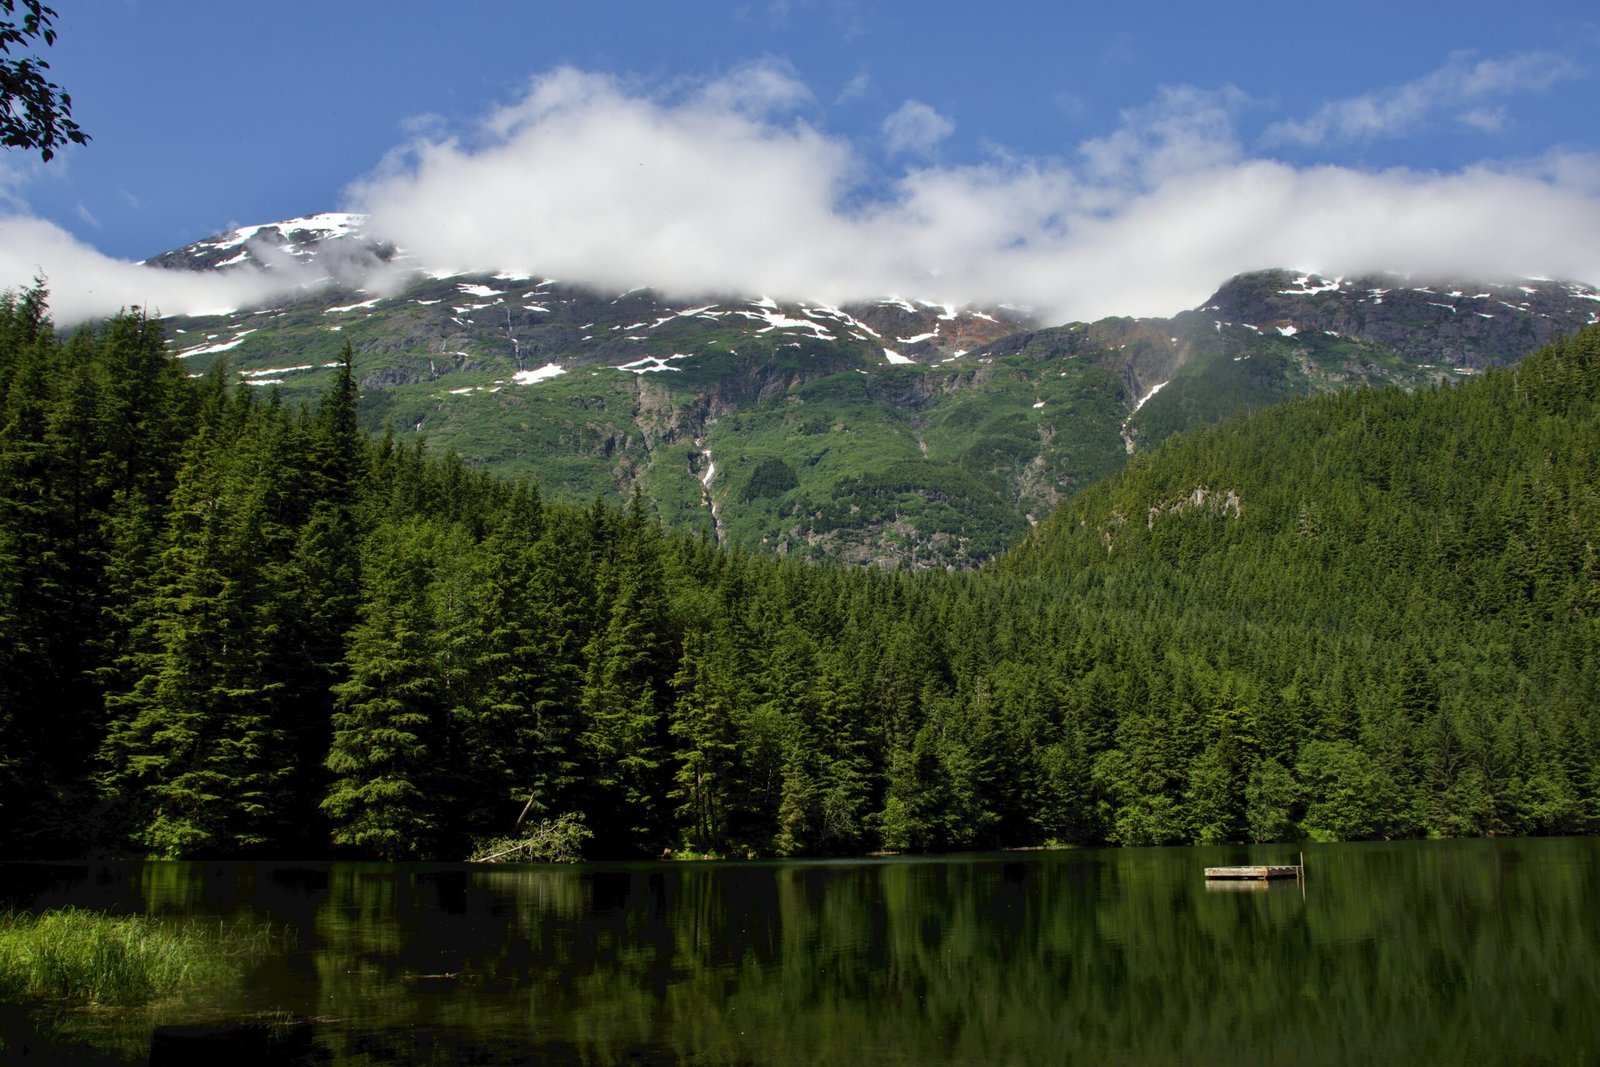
[
  {"left": 141, "top": 211, "right": 393, "bottom": 276},
  {"left": 8, "top": 279, "right": 1598, "bottom": 858},
  {"left": 145, "top": 215, "right": 1600, "bottom": 567}
]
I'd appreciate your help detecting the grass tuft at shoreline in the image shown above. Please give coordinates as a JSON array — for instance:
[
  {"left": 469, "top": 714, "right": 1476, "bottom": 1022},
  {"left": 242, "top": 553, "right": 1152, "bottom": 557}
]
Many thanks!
[{"left": 0, "top": 907, "right": 286, "bottom": 1006}]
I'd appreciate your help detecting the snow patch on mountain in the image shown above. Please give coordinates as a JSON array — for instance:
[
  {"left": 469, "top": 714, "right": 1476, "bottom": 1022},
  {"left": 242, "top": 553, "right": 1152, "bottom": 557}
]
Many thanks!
[
  {"left": 326, "top": 297, "right": 382, "bottom": 314},
  {"left": 754, "top": 310, "right": 833, "bottom": 338},
  {"left": 176, "top": 334, "right": 252, "bottom": 358},
  {"left": 1277, "top": 274, "right": 1343, "bottom": 296},
  {"left": 804, "top": 304, "right": 881, "bottom": 339},
  {"left": 198, "top": 212, "right": 366, "bottom": 256},
  {"left": 1133, "top": 380, "right": 1169, "bottom": 413},
  {"left": 1120, "top": 379, "right": 1171, "bottom": 454},
  {"left": 512, "top": 363, "right": 566, "bottom": 384},
  {"left": 618, "top": 354, "right": 693, "bottom": 373}
]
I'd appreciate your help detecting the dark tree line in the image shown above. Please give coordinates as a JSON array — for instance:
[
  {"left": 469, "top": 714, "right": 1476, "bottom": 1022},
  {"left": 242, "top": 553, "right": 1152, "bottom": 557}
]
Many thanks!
[{"left": 2, "top": 285, "right": 1597, "bottom": 858}]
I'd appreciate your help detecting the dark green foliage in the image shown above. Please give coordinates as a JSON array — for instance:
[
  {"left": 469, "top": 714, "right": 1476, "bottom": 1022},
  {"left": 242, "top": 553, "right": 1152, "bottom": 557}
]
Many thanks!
[
  {"left": 3, "top": 285, "right": 1598, "bottom": 857},
  {"left": 98, "top": 411, "right": 299, "bottom": 856},
  {"left": 1130, "top": 342, "right": 1301, "bottom": 448},
  {"left": 1, "top": 293, "right": 186, "bottom": 851},
  {"left": 579, "top": 505, "right": 677, "bottom": 854},
  {"left": 1004, "top": 325, "right": 1600, "bottom": 845},
  {"left": 321, "top": 519, "right": 455, "bottom": 859},
  {"left": 737, "top": 457, "right": 799, "bottom": 501}
]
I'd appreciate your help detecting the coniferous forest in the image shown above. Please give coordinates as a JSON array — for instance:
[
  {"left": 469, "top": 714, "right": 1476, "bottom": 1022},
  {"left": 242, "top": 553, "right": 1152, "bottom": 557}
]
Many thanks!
[{"left": 2, "top": 285, "right": 1597, "bottom": 859}]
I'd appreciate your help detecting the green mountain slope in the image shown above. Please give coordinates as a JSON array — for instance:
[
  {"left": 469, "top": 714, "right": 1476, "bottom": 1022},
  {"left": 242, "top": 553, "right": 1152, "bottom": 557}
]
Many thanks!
[
  {"left": 994, "top": 324, "right": 1600, "bottom": 842},
  {"left": 145, "top": 219, "right": 1600, "bottom": 567}
]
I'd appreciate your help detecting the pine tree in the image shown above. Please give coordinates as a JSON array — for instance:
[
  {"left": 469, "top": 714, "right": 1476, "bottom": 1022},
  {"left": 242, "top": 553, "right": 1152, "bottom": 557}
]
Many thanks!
[
  {"left": 322, "top": 519, "right": 446, "bottom": 859},
  {"left": 0, "top": 283, "right": 60, "bottom": 843},
  {"left": 669, "top": 622, "right": 745, "bottom": 854},
  {"left": 579, "top": 504, "right": 677, "bottom": 853},
  {"left": 98, "top": 412, "right": 298, "bottom": 855}
]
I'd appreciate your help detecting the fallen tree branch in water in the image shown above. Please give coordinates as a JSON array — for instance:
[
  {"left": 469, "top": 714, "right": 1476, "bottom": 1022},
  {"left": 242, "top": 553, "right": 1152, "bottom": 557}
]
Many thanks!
[{"left": 467, "top": 812, "right": 592, "bottom": 863}]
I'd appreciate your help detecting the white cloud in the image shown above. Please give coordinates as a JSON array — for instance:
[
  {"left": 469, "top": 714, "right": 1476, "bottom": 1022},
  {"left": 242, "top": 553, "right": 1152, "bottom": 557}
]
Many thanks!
[
  {"left": 0, "top": 155, "right": 41, "bottom": 213},
  {"left": 1456, "top": 107, "right": 1507, "bottom": 133},
  {"left": 350, "top": 63, "right": 1600, "bottom": 316},
  {"left": 882, "top": 100, "right": 954, "bottom": 156},
  {"left": 1267, "top": 51, "right": 1581, "bottom": 145},
  {"left": 0, "top": 180, "right": 24, "bottom": 220},
  {"left": 1078, "top": 85, "right": 1246, "bottom": 188},
  {"left": 0, "top": 215, "right": 341, "bottom": 325},
  {"left": 1517, "top": 150, "right": 1600, "bottom": 195},
  {"left": 835, "top": 72, "right": 871, "bottom": 105},
  {"left": 352, "top": 67, "right": 860, "bottom": 301},
  {"left": 5, "top": 64, "right": 1600, "bottom": 327},
  {"left": 691, "top": 58, "right": 812, "bottom": 117},
  {"left": 349, "top": 67, "right": 1600, "bottom": 322}
]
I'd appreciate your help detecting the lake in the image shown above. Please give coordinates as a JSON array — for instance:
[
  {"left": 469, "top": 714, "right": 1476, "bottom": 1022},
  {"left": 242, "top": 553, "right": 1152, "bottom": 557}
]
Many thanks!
[{"left": 3, "top": 837, "right": 1597, "bottom": 1065}]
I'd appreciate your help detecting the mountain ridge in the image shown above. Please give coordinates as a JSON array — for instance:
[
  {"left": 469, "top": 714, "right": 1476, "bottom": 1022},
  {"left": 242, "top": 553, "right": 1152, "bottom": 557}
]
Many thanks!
[{"left": 139, "top": 214, "right": 1600, "bottom": 568}]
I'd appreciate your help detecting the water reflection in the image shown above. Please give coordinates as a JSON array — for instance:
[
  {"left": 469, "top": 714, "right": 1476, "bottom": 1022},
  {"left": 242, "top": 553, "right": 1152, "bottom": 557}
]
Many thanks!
[{"left": 3, "top": 839, "right": 1598, "bottom": 1065}]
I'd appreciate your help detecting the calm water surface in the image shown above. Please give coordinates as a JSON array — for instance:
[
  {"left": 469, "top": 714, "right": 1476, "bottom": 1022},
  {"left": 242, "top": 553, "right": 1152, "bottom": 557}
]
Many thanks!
[{"left": 2, "top": 838, "right": 1597, "bottom": 1065}]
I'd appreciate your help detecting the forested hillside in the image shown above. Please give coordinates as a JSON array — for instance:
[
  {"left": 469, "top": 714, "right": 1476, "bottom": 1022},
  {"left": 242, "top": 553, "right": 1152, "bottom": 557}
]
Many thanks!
[
  {"left": 1004, "top": 327, "right": 1600, "bottom": 843},
  {"left": 2, "top": 285, "right": 1596, "bottom": 858}
]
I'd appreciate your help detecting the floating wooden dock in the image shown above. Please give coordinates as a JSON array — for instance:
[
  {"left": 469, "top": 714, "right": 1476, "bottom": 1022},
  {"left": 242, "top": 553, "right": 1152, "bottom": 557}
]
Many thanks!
[
  {"left": 1203, "top": 865, "right": 1301, "bottom": 880},
  {"left": 1204, "top": 853, "right": 1305, "bottom": 882}
]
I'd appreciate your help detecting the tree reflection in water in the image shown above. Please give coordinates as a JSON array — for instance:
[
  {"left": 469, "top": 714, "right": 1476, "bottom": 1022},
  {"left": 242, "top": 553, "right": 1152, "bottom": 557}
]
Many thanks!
[{"left": 2, "top": 838, "right": 1597, "bottom": 1065}]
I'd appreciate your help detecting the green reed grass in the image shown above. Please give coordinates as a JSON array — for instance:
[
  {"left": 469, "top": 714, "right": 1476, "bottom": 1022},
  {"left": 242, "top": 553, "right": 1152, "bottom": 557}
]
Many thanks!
[{"left": 0, "top": 907, "right": 287, "bottom": 1006}]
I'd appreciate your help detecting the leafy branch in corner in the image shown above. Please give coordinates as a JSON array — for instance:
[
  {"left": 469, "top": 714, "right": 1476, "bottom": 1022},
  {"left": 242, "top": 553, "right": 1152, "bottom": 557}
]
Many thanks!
[{"left": 1, "top": 1, "right": 88, "bottom": 160}]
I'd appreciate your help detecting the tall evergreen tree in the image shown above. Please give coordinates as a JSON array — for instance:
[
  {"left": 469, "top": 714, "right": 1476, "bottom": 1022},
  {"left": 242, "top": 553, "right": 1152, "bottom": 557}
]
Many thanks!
[
  {"left": 98, "top": 409, "right": 299, "bottom": 855},
  {"left": 669, "top": 621, "right": 745, "bottom": 853},
  {"left": 580, "top": 503, "right": 677, "bottom": 853},
  {"left": 322, "top": 519, "right": 448, "bottom": 860}
]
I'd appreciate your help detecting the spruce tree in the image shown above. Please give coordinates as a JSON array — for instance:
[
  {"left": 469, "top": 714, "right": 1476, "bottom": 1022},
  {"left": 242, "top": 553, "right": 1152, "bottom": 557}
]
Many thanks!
[
  {"left": 579, "top": 504, "right": 677, "bottom": 853},
  {"left": 98, "top": 411, "right": 298, "bottom": 855},
  {"left": 323, "top": 519, "right": 447, "bottom": 859}
]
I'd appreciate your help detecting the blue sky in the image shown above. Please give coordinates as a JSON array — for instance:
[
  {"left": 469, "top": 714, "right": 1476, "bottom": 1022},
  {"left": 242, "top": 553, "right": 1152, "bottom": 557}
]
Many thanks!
[{"left": 4, "top": 1, "right": 1599, "bottom": 324}]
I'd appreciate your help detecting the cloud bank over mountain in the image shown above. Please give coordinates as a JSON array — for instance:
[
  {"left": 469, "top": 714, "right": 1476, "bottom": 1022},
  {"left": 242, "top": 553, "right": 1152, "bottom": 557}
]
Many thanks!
[
  {"left": 352, "top": 66, "right": 1600, "bottom": 322},
  {"left": 0, "top": 216, "right": 302, "bottom": 325},
  {"left": 7, "top": 59, "right": 1600, "bottom": 325}
]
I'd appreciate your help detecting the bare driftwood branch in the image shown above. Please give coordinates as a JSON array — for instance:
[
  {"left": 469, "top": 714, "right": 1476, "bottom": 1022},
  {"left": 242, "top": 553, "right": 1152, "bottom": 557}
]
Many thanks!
[{"left": 513, "top": 793, "right": 539, "bottom": 832}]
